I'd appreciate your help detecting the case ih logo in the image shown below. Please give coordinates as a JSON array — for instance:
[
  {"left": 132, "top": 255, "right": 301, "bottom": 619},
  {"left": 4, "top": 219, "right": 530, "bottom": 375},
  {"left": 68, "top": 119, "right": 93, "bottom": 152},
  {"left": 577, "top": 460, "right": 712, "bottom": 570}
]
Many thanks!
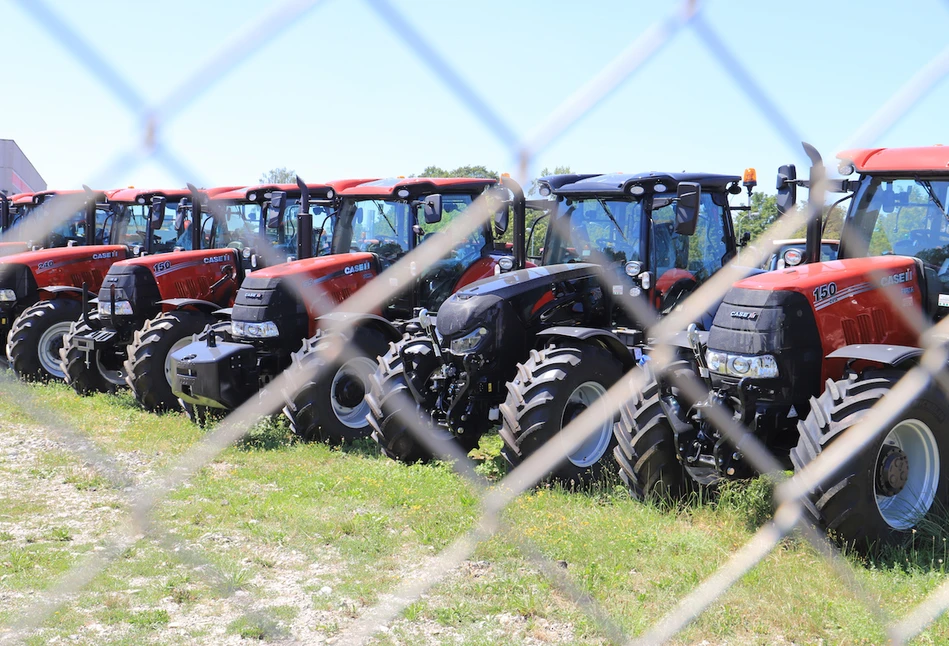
[
  {"left": 344, "top": 262, "right": 372, "bottom": 275},
  {"left": 245, "top": 292, "right": 263, "bottom": 300},
  {"left": 730, "top": 310, "right": 758, "bottom": 320},
  {"left": 204, "top": 255, "right": 229, "bottom": 264},
  {"left": 92, "top": 251, "right": 118, "bottom": 260},
  {"left": 879, "top": 268, "right": 913, "bottom": 287}
]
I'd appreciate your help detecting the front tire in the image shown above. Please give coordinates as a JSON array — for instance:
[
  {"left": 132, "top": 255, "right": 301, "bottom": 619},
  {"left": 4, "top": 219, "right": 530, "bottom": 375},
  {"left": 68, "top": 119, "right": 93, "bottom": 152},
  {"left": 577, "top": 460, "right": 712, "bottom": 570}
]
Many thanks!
[
  {"left": 283, "top": 327, "right": 389, "bottom": 444},
  {"left": 367, "top": 335, "right": 441, "bottom": 462},
  {"left": 61, "top": 315, "right": 127, "bottom": 395},
  {"left": 124, "top": 310, "right": 214, "bottom": 412},
  {"left": 612, "top": 361, "right": 692, "bottom": 500},
  {"left": 499, "top": 344, "right": 623, "bottom": 485},
  {"left": 790, "top": 371, "right": 949, "bottom": 548},
  {"left": 6, "top": 299, "right": 82, "bottom": 382}
]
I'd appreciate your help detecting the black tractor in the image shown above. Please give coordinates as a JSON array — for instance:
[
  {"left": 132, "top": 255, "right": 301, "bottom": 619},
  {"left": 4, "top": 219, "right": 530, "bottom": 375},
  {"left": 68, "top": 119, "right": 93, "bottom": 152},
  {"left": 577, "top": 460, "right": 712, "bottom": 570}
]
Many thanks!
[{"left": 367, "top": 171, "right": 756, "bottom": 479}]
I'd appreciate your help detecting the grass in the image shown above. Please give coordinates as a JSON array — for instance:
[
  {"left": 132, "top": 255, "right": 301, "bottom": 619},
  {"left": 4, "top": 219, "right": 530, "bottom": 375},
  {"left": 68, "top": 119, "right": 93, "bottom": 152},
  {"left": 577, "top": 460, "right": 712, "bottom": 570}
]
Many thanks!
[{"left": 0, "top": 382, "right": 948, "bottom": 644}]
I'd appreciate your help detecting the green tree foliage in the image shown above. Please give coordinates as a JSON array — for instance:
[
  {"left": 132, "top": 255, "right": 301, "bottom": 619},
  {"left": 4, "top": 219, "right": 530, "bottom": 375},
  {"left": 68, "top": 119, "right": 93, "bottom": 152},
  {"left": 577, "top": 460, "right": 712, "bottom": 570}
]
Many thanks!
[
  {"left": 732, "top": 192, "right": 780, "bottom": 243},
  {"left": 418, "top": 165, "right": 498, "bottom": 179},
  {"left": 258, "top": 167, "right": 297, "bottom": 184}
]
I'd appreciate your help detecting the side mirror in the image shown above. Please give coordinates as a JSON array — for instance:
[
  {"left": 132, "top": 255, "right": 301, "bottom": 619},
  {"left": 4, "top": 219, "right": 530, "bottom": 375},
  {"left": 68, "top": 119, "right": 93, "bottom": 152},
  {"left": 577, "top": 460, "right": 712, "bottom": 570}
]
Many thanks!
[
  {"left": 354, "top": 207, "right": 364, "bottom": 225},
  {"left": 740, "top": 231, "right": 751, "bottom": 246},
  {"left": 267, "top": 191, "right": 287, "bottom": 228},
  {"left": 422, "top": 194, "right": 443, "bottom": 224},
  {"left": 175, "top": 200, "right": 190, "bottom": 231},
  {"left": 674, "top": 182, "right": 701, "bottom": 235},
  {"left": 494, "top": 204, "right": 510, "bottom": 235},
  {"left": 150, "top": 196, "right": 167, "bottom": 229},
  {"left": 776, "top": 164, "right": 797, "bottom": 215}
]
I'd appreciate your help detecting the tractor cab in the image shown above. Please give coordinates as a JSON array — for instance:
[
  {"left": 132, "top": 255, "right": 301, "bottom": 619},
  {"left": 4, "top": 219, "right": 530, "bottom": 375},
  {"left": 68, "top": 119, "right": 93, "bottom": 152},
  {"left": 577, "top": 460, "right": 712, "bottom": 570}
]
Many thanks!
[{"left": 0, "top": 192, "right": 34, "bottom": 255}]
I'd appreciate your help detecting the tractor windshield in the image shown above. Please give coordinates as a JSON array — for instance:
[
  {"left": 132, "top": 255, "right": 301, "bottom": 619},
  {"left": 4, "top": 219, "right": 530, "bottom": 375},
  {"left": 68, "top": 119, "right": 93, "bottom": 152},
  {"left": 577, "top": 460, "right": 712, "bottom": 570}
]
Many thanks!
[
  {"left": 284, "top": 201, "right": 337, "bottom": 257},
  {"left": 46, "top": 204, "right": 112, "bottom": 247},
  {"left": 110, "top": 203, "right": 183, "bottom": 253},
  {"left": 545, "top": 198, "right": 643, "bottom": 265},
  {"left": 847, "top": 177, "right": 949, "bottom": 270}
]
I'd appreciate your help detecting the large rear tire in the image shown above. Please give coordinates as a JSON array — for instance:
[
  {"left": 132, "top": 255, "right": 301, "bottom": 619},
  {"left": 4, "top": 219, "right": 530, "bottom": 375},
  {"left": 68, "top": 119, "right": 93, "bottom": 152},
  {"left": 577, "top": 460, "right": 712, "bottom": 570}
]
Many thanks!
[
  {"left": 6, "top": 299, "right": 82, "bottom": 382},
  {"left": 283, "top": 327, "right": 389, "bottom": 444},
  {"left": 124, "top": 310, "right": 214, "bottom": 412},
  {"left": 791, "top": 370, "right": 949, "bottom": 548},
  {"left": 61, "top": 315, "right": 127, "bottom": 395},
  {"left": 499, "top": 344, "right": 623, "bottom": 486},
  {"left": 612, "top": 361, "right": 693, "bottom": 500}
]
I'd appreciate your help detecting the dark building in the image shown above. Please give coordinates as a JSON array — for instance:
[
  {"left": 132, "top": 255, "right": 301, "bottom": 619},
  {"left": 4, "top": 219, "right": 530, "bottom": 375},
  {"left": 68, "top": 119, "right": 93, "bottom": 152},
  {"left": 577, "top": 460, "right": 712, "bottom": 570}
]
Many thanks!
[{"left": 0, "top": 139, "right": 46, "bottom": 195}]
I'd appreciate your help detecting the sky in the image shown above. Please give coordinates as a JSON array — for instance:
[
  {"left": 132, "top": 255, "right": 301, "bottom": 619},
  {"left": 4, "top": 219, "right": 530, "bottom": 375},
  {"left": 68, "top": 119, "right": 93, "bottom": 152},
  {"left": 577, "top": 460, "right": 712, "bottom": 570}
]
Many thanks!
[{"left": 4, "top": 0, "right": 949, "bottom": 196}]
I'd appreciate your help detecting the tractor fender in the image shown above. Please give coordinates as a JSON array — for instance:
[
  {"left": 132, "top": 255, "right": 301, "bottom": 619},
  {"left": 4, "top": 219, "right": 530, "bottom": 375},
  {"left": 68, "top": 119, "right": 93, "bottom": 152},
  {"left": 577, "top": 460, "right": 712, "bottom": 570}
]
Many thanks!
[
  {"left": 158, "top": 298, "right": 222, "bottom": 314},
  {"left": 212, "top": 307, "right": 233, "bottom": 320},
  {"left": 316, "top": 311, "right": 402, "bottom": 344},
  {"left": 39, "top": 285, "right": 83, "bottom": 297},
  {"left": 535, "top": 326, "right": 637, "bottom": 370},
  {"left": 826, "top": 344, "right": 922, "bottom": 368}
]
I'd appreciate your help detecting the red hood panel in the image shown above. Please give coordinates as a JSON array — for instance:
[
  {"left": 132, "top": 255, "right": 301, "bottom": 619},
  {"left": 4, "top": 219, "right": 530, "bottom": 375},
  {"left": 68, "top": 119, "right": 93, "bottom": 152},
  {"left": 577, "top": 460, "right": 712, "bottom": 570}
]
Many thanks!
[
  {"left": 734, "top": 256, "right": 916, "bottom": 294},
  {"left": 0, "top": 245, "right": 128, "bottom": 290},
  {"left": 253, "top": 252, "right": 377, "bottom": 279}
]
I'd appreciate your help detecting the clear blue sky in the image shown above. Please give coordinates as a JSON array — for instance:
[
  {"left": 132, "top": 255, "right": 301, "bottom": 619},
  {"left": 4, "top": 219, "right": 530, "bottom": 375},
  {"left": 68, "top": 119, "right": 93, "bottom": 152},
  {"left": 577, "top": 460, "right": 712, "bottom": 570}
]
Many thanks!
[{"left": 4, "top": 0, "right": 949, "bottom": 193}]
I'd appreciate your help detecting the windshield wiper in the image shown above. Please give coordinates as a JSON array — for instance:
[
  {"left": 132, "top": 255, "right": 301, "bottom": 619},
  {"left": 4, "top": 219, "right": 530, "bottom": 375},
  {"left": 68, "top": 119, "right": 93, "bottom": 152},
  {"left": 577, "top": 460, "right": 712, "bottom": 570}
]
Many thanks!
[
  {"left": 595, "top": 198, "right": 627, "bottom": 242},
  {"left": 914, "top": 176, "right": 946, "bottom": 217},
  {"left": 372, "top": 200, "right": 398, "bottom": 235}
]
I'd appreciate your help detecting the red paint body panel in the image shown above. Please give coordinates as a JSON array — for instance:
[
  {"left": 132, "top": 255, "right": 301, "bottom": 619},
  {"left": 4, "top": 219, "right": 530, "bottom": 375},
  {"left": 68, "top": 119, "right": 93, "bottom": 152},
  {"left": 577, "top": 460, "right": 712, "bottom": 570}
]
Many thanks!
[
  {"left": 838, "top": 146, "right": 949, "bottom": 173},
  {"left": 116, "top": 249, "right": 243, "bottom": 309},
  {"left": 733, "top": 256, "right": 922, "bottom": 383},
  {"left": 0, "top": 245, "right": 129, "bottom": 295},
  {"left": 10, "top": 193, "right": 33, "bottom": 205},
  {"left": 108, "top": 186, "right": 240, "bottom": 204},
  {"left": 252, "top": 253, "right": 379, "bottom": 333}
]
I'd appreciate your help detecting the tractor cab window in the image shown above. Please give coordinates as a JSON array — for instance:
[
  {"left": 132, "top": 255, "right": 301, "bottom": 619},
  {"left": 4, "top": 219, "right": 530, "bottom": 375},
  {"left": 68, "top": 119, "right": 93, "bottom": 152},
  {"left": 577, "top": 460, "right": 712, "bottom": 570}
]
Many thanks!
[
  {"left": 110, "top": 203, "right": 182, "bottom": 253},
  {"left": 282, "top": 201, "right": 335, "bottom": 257},
  {"left": 849, "top": 178, "right": 949, "bottom": 269},
  {"left": 545, "top": 197, "right": 643, "bottom": 265},
  {"left": 46, "top": 203, "right": 104, "bottom": 247},
  {"left": 349, "top": 199, "right": 413, "bottom": 268},
  {"left": 415, "top": 194, "right": 487, "bottom": 265},
  {"left": 216, "top": 202, "right": 264, "bottom": 251},
  {"left": 415, "top": 193, "right": 489, "bottom": 311},
  {"left": 650, "top": 191, "right": 728, "bottom": 308}
]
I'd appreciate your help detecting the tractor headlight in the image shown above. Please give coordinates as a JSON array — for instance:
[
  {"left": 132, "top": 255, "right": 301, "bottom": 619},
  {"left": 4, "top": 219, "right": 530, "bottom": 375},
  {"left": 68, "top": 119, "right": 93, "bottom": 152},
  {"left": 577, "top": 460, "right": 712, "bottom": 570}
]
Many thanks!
[
  {"left": 449, "top": 327, "right": 489, "bottom": 355},
  {"left": 498, "top": 256, "right": 514, "bottom": 272},
  {"left": 231, "top": 320, "right": 279, "bottom": 339},
  {"left": 705, "top": 350, "right": 779, "bottom": 379},
  {"left": 0, "top": 289, "right": 16, "bottom": 302},
  {"left": 97, "top": 300, "right": 133, "bottom": 316}
]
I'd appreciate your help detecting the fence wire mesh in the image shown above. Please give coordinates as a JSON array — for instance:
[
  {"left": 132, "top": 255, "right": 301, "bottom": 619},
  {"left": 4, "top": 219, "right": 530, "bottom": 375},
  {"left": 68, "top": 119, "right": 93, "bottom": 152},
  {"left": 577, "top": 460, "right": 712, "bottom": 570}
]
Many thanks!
[{"left": 4, "top": 0, "right": 949, "bottom": 643}]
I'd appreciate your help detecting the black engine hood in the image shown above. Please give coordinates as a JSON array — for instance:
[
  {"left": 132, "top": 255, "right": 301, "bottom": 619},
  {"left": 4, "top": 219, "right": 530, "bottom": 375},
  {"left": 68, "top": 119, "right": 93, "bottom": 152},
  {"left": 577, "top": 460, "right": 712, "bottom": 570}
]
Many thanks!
[{"left": 435, "top": 263, "right": 603, "bottom": 338}]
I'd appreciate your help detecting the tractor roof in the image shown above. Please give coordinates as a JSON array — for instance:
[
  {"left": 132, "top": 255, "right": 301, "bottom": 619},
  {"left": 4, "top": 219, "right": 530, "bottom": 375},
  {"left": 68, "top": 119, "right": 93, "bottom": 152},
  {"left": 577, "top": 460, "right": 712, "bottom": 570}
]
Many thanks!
[
  {"left": 210, "top": 180, "right": 376, "bottom": 203},
  {"left": 838, "top": 146, "right": 949, "bottom": 173},
  {"left": 11, "top": 193, "right": 35, "bottom": 205},
  {"left": 27, "top": 189, "right": 115, "bottom": 204},
  {"left": 339, "top": 177, "right": 498, "bottom": 198},
  {"left": 109, "top": 186, "right": 242, "bottom": 204},
  {"left": 550, "top": 172, "right": 741, "bottom": 196}
]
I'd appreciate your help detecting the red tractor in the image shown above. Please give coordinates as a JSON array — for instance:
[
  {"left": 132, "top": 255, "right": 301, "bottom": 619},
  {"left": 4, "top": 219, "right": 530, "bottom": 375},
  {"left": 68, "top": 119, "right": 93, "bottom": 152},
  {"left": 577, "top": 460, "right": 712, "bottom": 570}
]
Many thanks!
[
  {"left": 59, "top": 180, "right": 347, "bottom": 412},
  {"left": 1, "top": 186, "right": 239, "bottom": 382},
  {"left": 613, "top": 144, "right": 949, "bottom": 547},
  {"left": 171, "top": 176, "right": 524, "bottom": 443}
]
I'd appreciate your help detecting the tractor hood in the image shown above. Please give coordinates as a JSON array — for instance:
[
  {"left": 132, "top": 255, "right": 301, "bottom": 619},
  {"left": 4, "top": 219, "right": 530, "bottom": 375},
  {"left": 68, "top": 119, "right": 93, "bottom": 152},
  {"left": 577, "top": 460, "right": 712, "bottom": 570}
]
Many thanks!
[
  {"left": 732, "top": 255, "right": 916, "bottom": 299},
  {"left": 0, "top": 245, "right": 127, "bottom": 290},
  {"left": 435, "top": 263, "right": 603, "bottom": 338},
  {"left": 241, "top": 252, "right": 377, "bottom": 287}
]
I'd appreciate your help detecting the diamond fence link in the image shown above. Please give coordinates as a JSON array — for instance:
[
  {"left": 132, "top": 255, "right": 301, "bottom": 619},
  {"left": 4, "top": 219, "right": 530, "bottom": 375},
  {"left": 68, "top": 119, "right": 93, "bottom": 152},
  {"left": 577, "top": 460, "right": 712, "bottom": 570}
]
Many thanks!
[{"left": 4, "top": 0, "right": 949, "bottom": 643}]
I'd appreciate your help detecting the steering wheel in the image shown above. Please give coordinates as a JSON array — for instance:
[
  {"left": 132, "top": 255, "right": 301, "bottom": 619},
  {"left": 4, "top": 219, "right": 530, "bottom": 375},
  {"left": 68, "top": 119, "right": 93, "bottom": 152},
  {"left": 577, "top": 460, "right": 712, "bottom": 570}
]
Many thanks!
[{"left": 659, "top": 277, "right": 698, "bottom": 314}]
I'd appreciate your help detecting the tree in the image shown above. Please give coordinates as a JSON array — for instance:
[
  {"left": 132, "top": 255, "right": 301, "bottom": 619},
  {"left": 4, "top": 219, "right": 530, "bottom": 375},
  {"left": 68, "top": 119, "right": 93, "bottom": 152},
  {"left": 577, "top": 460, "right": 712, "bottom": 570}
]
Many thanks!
[
  {"left": 418, "top": 165, "right": 498, "bottom": 179},
  {"left": 258, "top": 167, "right": 297, "bottom": 184},
  {"left": 732, "top": 192, "right": 780, "bottom": 243},
  {"left": 528, "top": 165, "right": 573, "bottom": 196}
]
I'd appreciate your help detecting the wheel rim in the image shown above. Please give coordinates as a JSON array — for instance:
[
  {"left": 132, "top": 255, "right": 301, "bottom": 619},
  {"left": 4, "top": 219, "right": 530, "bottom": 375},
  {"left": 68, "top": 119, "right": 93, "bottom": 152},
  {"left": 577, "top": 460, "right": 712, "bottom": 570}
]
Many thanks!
[
  {"left": 562, "top": 381, "right": 612, "bottom": 468},
  {"left": 330, "top": 356, "right": 378, "bottom": 428},
  {"left": 164, "top": 337, "right": 196, "bottom": 387},
  {"left": 96, "top": 351, "right": 127, "bottom": 386},
  {"left": 38, "top": 321, "right": 73, "bottom": 379},
  {"left": 874, "top": 418, "right": 940, "bottom": 530}
]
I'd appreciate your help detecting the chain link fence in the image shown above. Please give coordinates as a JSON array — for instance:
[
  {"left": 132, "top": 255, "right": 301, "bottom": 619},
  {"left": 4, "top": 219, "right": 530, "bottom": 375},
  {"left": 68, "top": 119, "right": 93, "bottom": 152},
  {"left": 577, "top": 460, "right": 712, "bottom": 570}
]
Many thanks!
[{"left": 3, "top": 0, "right": 949, "bottom": 643}]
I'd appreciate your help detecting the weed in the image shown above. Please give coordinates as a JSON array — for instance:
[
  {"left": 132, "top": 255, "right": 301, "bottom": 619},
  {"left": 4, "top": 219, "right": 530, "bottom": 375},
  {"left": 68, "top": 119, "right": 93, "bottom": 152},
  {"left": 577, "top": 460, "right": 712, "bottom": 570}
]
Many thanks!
[
  {"left": 236, "top": 417, "right": 297, "bottom": 451},
  {"left": 46, "top": 527, "right": 72, "bottom": 542},
  {"left": 716, "top": 474, "right": 778, "bottom": 529},
  {"left": 470, "top": 433, "right": 507, "bottom": 481},
  {"left": 227, "top": 614, "right": 282, "bottom": 640}
]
